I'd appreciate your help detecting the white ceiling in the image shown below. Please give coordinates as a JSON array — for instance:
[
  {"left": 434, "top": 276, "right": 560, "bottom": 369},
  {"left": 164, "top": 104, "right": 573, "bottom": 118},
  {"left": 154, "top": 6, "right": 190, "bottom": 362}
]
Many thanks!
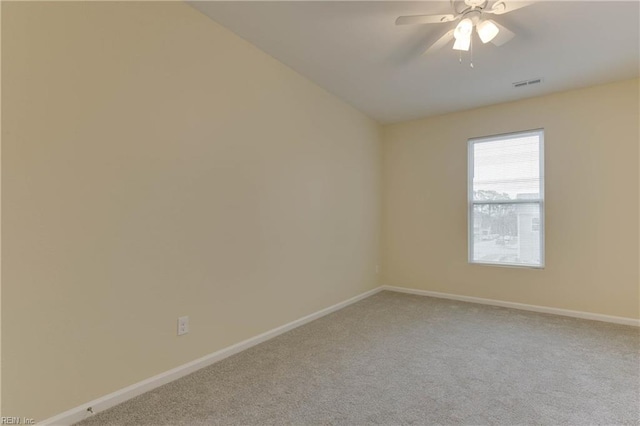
[{"left": 189, "top": 1, "right": 640, "bottom": 123}]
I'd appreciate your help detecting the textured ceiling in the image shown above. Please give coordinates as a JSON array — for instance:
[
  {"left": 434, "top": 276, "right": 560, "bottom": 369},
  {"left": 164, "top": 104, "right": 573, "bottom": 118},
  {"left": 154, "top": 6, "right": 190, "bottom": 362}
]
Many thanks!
[{"left": 190, "top": 1, "right": 640, "bottom": 123}]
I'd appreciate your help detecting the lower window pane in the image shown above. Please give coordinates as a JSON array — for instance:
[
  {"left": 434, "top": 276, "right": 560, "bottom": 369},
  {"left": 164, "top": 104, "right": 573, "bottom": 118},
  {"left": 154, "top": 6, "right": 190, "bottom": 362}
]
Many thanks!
[{"left": 471, "top": 203, "right": 542, "bottom": 267}]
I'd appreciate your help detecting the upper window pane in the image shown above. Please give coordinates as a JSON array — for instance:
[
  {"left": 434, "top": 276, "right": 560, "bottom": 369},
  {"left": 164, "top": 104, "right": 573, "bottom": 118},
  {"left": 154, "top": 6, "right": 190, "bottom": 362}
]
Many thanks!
[{"left": 472, "top": 134, "right": 540, "bottom": 201}]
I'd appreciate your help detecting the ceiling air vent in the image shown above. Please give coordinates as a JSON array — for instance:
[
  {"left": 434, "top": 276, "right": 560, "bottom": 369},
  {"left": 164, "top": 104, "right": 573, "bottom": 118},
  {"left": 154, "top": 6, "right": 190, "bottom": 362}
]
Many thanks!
[{"left": 513, "top": 78, "right": 543, "bottom": 88}]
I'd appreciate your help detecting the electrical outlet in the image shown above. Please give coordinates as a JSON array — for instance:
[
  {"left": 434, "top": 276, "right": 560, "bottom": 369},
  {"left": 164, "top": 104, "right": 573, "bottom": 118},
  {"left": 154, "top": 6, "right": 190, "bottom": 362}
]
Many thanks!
[{"left": 177, "top": 316, "right": 189, "bottom": 336}]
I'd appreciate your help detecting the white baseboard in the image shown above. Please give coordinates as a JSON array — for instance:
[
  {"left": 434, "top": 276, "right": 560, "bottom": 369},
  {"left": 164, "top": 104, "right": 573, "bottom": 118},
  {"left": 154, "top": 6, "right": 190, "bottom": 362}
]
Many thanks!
[
  {"left": 38, "top": 283, "right": 638, "bottom": 424},
  {"left": 38, "top": 286, "right": 383, "bottom": 426},
  {"left": 382, "top": 285, "right": 640, "bottom": 327}
]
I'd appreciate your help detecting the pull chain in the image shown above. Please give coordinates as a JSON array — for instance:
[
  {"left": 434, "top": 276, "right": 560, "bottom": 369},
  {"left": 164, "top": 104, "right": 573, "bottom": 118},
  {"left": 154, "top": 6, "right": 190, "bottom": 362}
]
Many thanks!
[{"left": 470, "top": 35, "right": 474, "bottom": 68}]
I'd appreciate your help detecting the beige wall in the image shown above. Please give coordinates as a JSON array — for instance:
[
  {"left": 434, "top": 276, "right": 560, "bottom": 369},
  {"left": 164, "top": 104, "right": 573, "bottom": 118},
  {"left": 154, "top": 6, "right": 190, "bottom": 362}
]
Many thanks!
[
  {"left": 0, "top": 2, "right": 3, "bottom": 416},
  {"left": 1, "top": 2, "right": 380, "bottom": 420},
  {"left": 383, "top": 78, "right": 640, "bottom": 319},
  {"left": 2, "top": 0, "right": 638, "bottom": 422}
]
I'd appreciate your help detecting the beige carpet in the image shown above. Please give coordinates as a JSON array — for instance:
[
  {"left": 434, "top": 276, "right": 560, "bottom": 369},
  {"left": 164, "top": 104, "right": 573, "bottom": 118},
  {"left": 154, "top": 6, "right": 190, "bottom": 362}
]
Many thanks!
[{"left": 76, "top": 291, "right": 640, "bottom": 425}]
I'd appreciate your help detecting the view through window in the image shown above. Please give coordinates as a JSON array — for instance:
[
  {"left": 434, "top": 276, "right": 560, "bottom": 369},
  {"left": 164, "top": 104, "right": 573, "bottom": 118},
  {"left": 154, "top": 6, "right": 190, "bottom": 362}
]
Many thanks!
[{"left": 468, "top": 129, "right": 544, "bottom": 267}]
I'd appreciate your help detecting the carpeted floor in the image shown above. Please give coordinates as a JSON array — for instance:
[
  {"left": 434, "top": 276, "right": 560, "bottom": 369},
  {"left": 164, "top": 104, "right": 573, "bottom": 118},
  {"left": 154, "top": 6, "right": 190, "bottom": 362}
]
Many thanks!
[{"left": 76, "top": 291, "right": 640, "bottom": 425}]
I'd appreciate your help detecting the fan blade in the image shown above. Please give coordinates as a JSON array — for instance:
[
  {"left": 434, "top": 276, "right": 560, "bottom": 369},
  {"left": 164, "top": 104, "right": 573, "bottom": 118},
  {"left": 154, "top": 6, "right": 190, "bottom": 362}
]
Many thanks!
[
  {"left": 486, "top": 1, "right": 535, "bottom": 15},
  {"left": 396, "top": 14, "right": 457, "bottom": 25},
  {"left": 423, "top": 29, "right": 455, "bottom": 55},
  {"left": 490, "top": 21, "right": 515, "bottom": 46}
]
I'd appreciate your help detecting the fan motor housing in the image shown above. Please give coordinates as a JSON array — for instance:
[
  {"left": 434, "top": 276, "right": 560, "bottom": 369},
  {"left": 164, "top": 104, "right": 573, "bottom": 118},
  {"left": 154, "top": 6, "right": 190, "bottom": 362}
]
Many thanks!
[
  {"left": 465, "top": 0, "right": 487, "bottom": 7},
  {"left": 463, "top": 10, "right": 482, "bottom": 24}
]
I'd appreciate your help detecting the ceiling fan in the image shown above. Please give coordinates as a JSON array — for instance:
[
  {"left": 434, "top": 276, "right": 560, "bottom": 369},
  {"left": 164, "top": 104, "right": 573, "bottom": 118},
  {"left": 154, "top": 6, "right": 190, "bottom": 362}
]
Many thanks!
[{"left": 396, "top": 0, "right": 534, "bottom": 56}]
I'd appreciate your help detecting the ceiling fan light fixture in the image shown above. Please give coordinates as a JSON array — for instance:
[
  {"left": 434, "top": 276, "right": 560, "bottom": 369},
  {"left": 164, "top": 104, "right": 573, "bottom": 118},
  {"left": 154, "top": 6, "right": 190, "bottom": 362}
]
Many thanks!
[
  {"left": 453, "top": 36, "right": 471, "bottom": 51},
  {"left": 477, "top": 20, "right": 500, "bottom": 43},
  {"left": 454, "top": 18, "right": 473, "bottom": 40}
]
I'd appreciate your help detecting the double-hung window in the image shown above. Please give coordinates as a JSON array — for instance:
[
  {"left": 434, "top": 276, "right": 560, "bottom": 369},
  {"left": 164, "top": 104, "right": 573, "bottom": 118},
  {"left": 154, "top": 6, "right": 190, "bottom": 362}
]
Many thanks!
[{"left": 468, "top": 129, "right": 544, "bottom": 268}]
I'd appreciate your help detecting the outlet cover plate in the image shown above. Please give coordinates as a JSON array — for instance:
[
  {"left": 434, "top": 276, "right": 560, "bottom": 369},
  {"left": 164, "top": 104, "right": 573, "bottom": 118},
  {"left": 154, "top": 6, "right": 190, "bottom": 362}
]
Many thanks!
[{"left": 177, "top": 316, "right": 189, "bottom": 336}]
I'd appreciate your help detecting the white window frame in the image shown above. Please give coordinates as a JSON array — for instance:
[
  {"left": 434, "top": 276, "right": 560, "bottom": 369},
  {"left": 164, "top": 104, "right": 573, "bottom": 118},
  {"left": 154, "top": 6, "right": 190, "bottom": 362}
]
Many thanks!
[{"left": 467, "top": 129, "right": 545, "bottom": 268}]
